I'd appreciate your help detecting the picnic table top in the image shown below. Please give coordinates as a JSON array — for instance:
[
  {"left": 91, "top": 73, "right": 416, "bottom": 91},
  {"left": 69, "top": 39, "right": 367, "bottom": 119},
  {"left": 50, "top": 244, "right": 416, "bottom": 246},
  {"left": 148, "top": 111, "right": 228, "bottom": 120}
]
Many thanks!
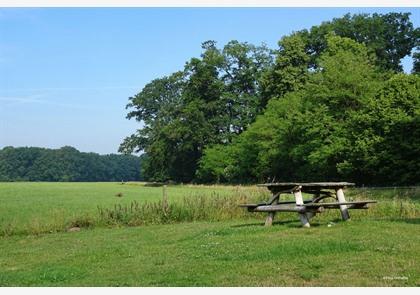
[{"left": 258, "top": 182, "right": 355, "bottom": 189}]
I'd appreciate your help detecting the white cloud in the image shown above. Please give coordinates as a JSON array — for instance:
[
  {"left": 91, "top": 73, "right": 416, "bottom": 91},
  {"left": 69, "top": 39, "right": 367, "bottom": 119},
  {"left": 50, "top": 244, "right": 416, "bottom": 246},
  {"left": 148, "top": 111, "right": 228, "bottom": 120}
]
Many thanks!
[
  {"left": 2, "top": 85, "right": 140, "bottom": 92},
  {"left": 0, "top": 94, "right": 44, "bottom": 103},
  {"left": 0, "top": 94, "right": 93, "bottom": 110}
]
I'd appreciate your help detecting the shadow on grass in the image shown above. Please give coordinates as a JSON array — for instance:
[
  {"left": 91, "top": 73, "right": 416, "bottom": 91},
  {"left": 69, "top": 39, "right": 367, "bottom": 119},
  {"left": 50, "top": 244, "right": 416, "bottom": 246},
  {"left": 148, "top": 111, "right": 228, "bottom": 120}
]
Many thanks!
[
  {"left": 231, "top": 219, "right": 326, "bottom": 228},
  {"left": 232, "top": 217, "right": 351, "bottom": 228},
  {"left": 389, "top": 218, "right": 420, "bottom": 225},
  {"left": 231, "top": 219, "right": 295, "bottom": 228}
]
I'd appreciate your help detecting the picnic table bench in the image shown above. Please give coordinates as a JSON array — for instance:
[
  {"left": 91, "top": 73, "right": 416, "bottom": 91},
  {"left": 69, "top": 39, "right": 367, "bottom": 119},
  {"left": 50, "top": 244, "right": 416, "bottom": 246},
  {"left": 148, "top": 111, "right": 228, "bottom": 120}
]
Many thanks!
[{"left": 240, "top": 182, "right": 376, "bottom": 227}]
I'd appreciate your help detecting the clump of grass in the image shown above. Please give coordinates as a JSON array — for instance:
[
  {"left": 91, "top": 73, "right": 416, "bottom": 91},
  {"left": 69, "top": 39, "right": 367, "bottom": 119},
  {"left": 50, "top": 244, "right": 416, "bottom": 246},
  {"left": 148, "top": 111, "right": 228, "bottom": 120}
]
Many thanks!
[
  {"left": 97, "top": 193, "right": 256, "bottom": 226},
  {"left": 347, "top": 187, "right": 420, "bottom": 202},
  {"left": 308, "top": 195, "right": 419, "bottom": 223},
  {"left": 27, "top": 218, "right": 46, "bottom": 235},
  {"left": 0, "top": 220, "right": 17, "bottom": 237},
  {"left": 68, "top": 214, "right": 95, "bottom": 229},
  {"left": 350, "top": 198, "right": 419, "bottom": 221}
]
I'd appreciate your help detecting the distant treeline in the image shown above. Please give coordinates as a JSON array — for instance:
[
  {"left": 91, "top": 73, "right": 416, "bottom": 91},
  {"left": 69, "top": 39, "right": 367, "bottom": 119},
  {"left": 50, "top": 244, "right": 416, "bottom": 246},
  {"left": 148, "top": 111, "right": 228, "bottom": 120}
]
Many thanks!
[
  {"left": 0, "top": 146, "right": 142, "bottom": 182},
  {"left": 120, "top": 12, "right": 419, "bottom": 186}
]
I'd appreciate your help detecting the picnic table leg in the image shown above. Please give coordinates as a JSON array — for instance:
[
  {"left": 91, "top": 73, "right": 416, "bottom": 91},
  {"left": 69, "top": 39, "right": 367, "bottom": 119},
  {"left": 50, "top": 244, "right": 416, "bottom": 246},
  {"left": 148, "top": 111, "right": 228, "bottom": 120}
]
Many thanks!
[
  {"left": 336, "top": 188, "right": 350, "bottom": 221},
  {"left": 293, "top": 187, "right": 310, "bottom": 228},
  {"left": 265, "top": 212, "right": 276, "bottom": 226},
  {"left": 264, "top": 193, "right": 280, "bottom": 226}
]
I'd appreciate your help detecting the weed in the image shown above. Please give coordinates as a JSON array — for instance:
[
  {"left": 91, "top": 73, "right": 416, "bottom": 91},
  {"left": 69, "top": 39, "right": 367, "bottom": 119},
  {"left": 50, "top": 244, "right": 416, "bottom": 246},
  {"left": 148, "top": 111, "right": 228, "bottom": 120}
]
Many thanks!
[
  {"left": 68, "top": 215, "right": 95, "bottom": 229},
  {"left": 0, "top": 221, "right": 16, "bottom": 237}
]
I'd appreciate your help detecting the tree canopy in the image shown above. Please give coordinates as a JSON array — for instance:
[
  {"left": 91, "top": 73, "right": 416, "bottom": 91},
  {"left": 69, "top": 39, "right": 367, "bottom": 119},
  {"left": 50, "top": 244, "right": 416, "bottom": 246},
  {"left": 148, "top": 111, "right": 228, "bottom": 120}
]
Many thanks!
[
  {"left": 120, "top": 40, "right": 273, "bottom": 182},
  {"left": 121, "top": 12, "right": 419, "bottom": 186},
  {"left": 0, "top": 146, "right": 142, "bottom": 182}
]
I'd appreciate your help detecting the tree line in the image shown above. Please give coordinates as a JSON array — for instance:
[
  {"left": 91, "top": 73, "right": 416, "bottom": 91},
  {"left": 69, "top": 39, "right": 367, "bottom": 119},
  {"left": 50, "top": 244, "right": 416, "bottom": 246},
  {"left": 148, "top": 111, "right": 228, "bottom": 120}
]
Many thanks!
[
  {"left": 0, "top": 146, "right": 142, "bottom": 182},
  {"left": 120, "top": 12, "right": 420, "bottom": 186}
]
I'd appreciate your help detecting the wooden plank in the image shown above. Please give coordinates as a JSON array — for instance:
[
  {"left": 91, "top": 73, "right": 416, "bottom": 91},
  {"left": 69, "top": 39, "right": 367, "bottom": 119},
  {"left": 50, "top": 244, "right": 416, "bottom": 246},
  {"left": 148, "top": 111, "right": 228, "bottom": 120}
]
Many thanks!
[
  {"left": 302, "top": 200, "right": 377, "bottom": 207},
  {"left": 347, "top": 203, "right": 370, "bottom": 209},
  {"left": 266, "top": 192, "right": 281, "bottom": 205},
  {"left": 306, "top": 204, "right": 371, "bottom": 210},
  {"left": 258, "top": 182, "right": 355, "bottom": 188},
  {"left": 252, "top": 204, "right": 324, "bottom": 213},
  {"left": 244, "top": 201, "right": 374, "bottom": 211},
  {"left": 253, "top": 204, "right": 305, "bottom": 212},
  {"left": 241, "top": 201, "right": 376, "bottom": 212},
  {"left": 239, "top": 199, "right": 314, "bottom": 208}
]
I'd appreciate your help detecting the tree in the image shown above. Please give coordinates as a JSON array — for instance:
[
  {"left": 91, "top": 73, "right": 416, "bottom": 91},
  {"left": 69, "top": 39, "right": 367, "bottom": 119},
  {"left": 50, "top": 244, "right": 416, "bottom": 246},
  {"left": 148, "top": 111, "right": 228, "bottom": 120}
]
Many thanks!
[
  {"left": 121, "top": 40, "right": 273, "bottom": 182},
  {"left": 297, "top": 12, "right": 418, "bottom": 72},
  {"left": 220, "top": 40, "right": 274, "bottom": 138},
  {"left": 121, "top": 12, "right": 419, "bottom": 185},
  {"left": 260, "top": 34, "right": 310, "bottom": 103},
  {"left": 198, "top": 35, "right": 384, "bottom": 183},
  {"left": 345, "top": 74, "right": 420, "bottom": 184},
  {"left": 0, "top": 146, "right": 142, "bottom": 182}
]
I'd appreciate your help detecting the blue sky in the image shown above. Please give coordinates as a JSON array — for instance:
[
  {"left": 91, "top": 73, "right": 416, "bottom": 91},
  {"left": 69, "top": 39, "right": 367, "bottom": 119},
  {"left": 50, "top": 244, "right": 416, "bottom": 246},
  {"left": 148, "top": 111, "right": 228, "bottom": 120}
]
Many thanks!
[{"left": 1, "top": 8, "right": 419, "bottom": 154}]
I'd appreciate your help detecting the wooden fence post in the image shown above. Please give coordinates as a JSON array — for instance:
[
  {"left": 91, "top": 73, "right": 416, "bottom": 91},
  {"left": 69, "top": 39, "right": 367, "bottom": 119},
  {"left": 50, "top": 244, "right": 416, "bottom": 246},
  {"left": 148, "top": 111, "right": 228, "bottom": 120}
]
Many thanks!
[{"left": 163, "top": 185, "right": 168, "bottom": 212}]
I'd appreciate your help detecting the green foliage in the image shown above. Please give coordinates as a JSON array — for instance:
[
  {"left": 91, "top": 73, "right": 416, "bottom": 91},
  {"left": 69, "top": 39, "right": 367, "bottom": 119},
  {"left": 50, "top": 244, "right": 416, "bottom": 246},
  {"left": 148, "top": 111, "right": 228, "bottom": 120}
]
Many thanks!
[
  {"left": 122, "top": 12, "right": 419, "bottom": 185},
  {"left": 196, "top": 144, "right": 233, "bottom": 183},
  {"left": 297, "top": 12, "right": 418, "bottom": 72},
  {"left": 412, "top": 49, "right": 420, "bottom": 74},
  {"left": 0, "top": 146, "right": 142, "bottom": 182},
  {"left": 199, "top": 35, "right": 420, "bottom": 185},
  {"left": 121, "top": 40, "right": 273, "bottom": 182},
  {"left": 260, "top": 34, "right": 310, "bottom": 102},
  {"left": 345, "top": 74, "right": 420, "bottom": 184}
]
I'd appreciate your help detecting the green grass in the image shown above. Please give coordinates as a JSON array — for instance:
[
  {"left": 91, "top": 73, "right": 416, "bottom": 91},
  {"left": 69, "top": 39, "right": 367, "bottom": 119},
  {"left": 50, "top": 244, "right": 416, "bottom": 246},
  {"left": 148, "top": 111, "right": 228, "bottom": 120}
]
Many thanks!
[
  {"left": 0, "top": 182, "right": 419, "bottom": 286},
  {"left": 0, "top": 182, "right": 268, "bottom": 235},
  {"left": 0, "top": 219, "right": 419, "bottom": 286}
]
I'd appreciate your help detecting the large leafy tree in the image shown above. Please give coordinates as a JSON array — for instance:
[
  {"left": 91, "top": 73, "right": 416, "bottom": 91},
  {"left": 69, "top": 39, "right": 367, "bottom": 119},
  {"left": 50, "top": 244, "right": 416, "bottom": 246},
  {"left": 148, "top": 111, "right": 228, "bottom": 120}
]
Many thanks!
[
  {"left": 119, "top": 71, "right": 186, "bottom": 181},
  {"left": 220, "top": 40, "right": 274, "bottom": 138},
  {"left": 296, "top": 12, "right": 419, "bottom": 72},
  {"left": 120, "top": 41, "right": 273, "bottom": 182}
]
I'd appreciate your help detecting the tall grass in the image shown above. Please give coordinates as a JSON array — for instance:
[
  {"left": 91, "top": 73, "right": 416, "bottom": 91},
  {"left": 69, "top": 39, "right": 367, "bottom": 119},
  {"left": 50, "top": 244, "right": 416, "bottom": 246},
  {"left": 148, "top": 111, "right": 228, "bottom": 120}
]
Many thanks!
[
  {"left": 1, "top": 187, "right": 419, "bottom": 237},
  {"left": 97, "top": 193, "right": 254, "bottom": 226}
]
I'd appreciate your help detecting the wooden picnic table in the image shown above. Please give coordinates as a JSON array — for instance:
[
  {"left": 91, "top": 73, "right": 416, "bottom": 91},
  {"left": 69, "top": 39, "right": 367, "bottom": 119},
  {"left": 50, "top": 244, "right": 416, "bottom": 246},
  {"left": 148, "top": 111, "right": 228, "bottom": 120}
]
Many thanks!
[{"left": 240, "top": 182, "right": 376, "bottom": 228}]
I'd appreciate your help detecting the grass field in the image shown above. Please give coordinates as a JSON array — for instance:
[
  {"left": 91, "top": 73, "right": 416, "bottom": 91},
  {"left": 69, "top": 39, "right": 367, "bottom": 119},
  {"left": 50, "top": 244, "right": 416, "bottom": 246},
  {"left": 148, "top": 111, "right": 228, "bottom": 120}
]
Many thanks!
[
  {"left": 0, "top": 182, "right": 269, "bottom": 235},
  {"left": 0, "top": 182, "right": 419, "bottom": 286}
]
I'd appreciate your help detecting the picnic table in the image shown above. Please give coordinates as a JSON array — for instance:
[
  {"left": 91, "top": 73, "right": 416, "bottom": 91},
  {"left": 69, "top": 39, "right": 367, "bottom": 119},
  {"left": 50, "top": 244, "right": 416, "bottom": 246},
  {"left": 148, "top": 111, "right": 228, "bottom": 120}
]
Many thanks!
[{"left": 240, "top": 182, "right": 376, "bottom": 227}]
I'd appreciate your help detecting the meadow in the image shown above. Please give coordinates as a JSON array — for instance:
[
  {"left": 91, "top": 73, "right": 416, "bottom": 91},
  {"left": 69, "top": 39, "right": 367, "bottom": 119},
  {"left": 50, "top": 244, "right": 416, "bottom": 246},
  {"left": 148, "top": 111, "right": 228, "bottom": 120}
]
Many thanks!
[{"left": 0, "top": 182, "right": 419, "bottom": 286}]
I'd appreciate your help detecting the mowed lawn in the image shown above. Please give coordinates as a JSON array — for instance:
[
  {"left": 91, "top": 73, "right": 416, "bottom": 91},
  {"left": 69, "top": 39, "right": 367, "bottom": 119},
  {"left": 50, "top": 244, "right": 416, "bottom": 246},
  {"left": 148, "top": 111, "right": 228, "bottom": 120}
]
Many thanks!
[
  {"left": 0, "top": 220, "right": 419, "bottom": 286},
  {"left": 0, "top": 182, "right": 419, "bottom": 286}
]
